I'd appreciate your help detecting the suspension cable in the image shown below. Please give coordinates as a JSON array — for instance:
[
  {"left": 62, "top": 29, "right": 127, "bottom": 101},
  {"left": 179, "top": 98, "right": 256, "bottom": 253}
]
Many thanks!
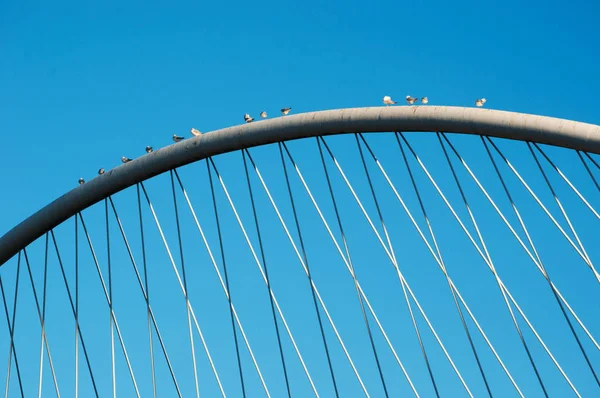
[
  {"left": 485, "top": 138, "right": 600, "bottom": 282},
  {"left": 527, "top": 142, "right": 596, "bottom": 277},
  {"left": 241, "top": 150, "right": 292, "bottom": 397},
  {"left": 169, "top": 170, "right": 201, "bottom": 398},
  {"left": 241, "top": 148, "right": 372, "bottom": 396},
  {"left": 22, "top": 248, "right": 61, "bottom": 397},
  {"left": 135, "top": 184, "right": 158, "bottom": 397},
  {"left": 356, "top": 132, "right": 438, "bottom": 397},
  {"left": 1, "top": 251, "right": 24, "bottom": 398},
  {"left": 78, "top": 213, "right": 141, "bottom": 397},
  {"left": 393, "top": 134, "right": 580, "bottom": 397},
  {"left": 277, "top": 142, "right": 340, "bottom": 397},
  {"left": 533, "top": 144, "right": 600, "bottom": 220},
  {"left": 481, "top": 137, "right": 600, "bottom": 388},
  {"left": 105, "top": 199, "right": 116, "bottom": 398},
  {"left": 577, "top": 151, "right": 600, "bottom": 194},
  {"left": 205, "top": 159, "right": 249, "bottom": 397},
  {"left": 339, "top": 136, "right": 522, "bottom": 397},
  {"left": 437, "top": 134, "right": 599, "bottom": 351},
  {"left": 50, "top": 229, "right": 99, "bottom": 397},
  {"left": 435, "top": 133, "right": 547, "bottom": 396},
  {"left": 109, "top": 195, "right": 186, "bottom": 396},
  {"left": 316, "top": 137, "right": 390, "bottom": 397}
]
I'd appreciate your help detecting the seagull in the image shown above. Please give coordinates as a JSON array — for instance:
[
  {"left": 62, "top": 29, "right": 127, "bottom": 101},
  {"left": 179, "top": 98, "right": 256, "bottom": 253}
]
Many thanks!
[
  {"left": 146, "top": 146, "right": 153, "bottom": 153},
  {"left": 281, "top": 107, "right": 292, "bottom": 115},
  {"left": 383, "top": 96, "right": 396, "bottom": 106},
  {"left": 260, "top": 111, "right": 267, "bottom": 118},
  {"left": 173, "top": 134, "right": 184, "bottom": 142},
  {"left": 475, "top": 98, "right": 487, "bottom": 107},
  {"left": 98, "top": 168, "right": 105, "bottom": 175},
  {"left": 78, "top": 178, "right": 85, "bottom": 185},
  {"left": 122, "top": 156, "right": 132, "bottom": 163},
  {"left": 244, "top": 113, "right": 254, "bottom": 123},
  {"left": 406, "top": 95, "right": 418, "bottom": 105},
  {"left": 190, "top": 128, "right": 202, "bottom": 137},
  {"left": 421, "top": 97, "right": 429, "bottom": 105}
]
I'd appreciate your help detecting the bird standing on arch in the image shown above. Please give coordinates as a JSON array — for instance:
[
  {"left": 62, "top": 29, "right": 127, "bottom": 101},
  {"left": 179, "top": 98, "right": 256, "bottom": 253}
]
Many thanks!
[
  {"left": 383, "top": 96, "right": 396, "bottom": 106},
  {"left": 406, "top": 95, "right": 418, "bottom": 105}
]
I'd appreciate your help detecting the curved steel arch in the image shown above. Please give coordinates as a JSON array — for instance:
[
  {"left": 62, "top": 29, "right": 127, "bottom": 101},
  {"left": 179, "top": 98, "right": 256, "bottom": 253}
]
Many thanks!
[{"left": 1, "top": 105, "right": 599, "bottom": 266}]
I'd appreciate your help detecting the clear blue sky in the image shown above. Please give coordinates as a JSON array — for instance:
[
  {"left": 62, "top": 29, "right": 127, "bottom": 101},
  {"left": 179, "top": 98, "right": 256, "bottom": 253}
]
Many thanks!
[
  {"left": 1, "top": 0, "right": 599, "bottom": 231},
  {"left": 1, "top": 0, "right": 600, "bottom": 396}
]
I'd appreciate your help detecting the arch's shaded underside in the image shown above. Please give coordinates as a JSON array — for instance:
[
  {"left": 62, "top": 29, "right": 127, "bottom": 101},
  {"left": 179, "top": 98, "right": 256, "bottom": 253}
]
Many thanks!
[{"left": 1, "top": 106, "right": 599, "bottom": 266}]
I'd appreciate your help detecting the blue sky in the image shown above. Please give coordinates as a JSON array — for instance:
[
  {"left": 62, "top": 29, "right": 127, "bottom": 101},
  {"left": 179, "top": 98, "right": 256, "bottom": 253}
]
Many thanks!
[
  {"left": 1, "top": 0, "right": 599, "bottom": 232},
  {"left": 1, "top": 0, "right": 600, "bottom": 396}
]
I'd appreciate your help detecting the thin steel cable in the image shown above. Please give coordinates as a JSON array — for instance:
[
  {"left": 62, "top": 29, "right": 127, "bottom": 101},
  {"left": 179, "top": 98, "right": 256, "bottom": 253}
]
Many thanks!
[
  {"left": 50, "top": 229, "right": 99, "bottom": 397},
  {"left": 528, "top": 143, "right": 596, "bottom": 271},
  {"left": 438, "top": 134, "right": 599, "bottom": 351},
  {"left": 1, "top": 252, "right": 24, "bottom": 398},
  {"left": 241, "top": 150, "right": 292, "bottom": 398},
  {"left": 319, "top": 136, "right": 478, "bottom": 395},
  {"left": 239, "top": 149, "right": 372, "bottom": 397},
  {"left": 136, "top": 184, "right": 157, "bottom": 398},
  {"left": 278, "top": 142, "right": 340, "bottom": 397},
  {"left": 533, "top": 144, "right": 600, "bottom": 220},
  {"left": 109, "top": 195, "right": 185, "bottom": 396},
  {"left": 483, "top": 137, "right": 600, "bottom": 388},
  {"left": 206, "top": 159, "right": 248, "bottom": 397},
  {"left": 527, "top": 144, "right": 600, "bottom": 387},
  {"left": 584, "top": 152, "right": 600, "bottom": 174},
  {"left": 37, "top": 234, "right": 49, "bottom": 398},
  {"left": 280, "top": 141, "right": 434, "bottom": 398},
  {"left": 393, "top": 131, "right": 495, "bottom": 397},
  {"left": 434, "top": 133, "right": 548, "bottom": 396},
  {"left": 74, "top": 217, "right": 80, "bottom": 398},
  {"left": 173, "top": 168, "right": 302, "bottom": 397},
  {"left": 577, "top": 151, "right": 600, "bottom": 194},
  {"left": 105, "top": 199, "right": 116, "bottom": 398},
  {"left": 389, "top": 134, "right": 580, "bottom": 396},
  {"left": 355, "top": 133, "right": 438, "bottom": 397},
  {"left": 485, "top": 137, "right": 600, "bottom": 282},
  {"left": 209, "top": 156, "right": 313, "bottom": 397},
  {"left": 169, "top": 170, "right": 201, "bottom": 398},
  {"left": 78, "top": 213, "right": 141, "bottom": 398},
  {"left": 22, "top": 248, "right": 61, "bottom": 397},
  {"left": 316, "top": 137, "right": 390, "bottom": 397},
  {"left": 399, "top": 133, "right": 495, "bottom": 396},
  {"left": 334, "top": 137, "right": 523, "bottom": 397},
  {"left": 139, "top": 181, "right": 226, "bottom": 398}
]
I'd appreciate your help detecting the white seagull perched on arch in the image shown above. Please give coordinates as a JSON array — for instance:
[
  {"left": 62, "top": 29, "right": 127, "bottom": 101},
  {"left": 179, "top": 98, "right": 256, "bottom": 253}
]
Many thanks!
[
  {"left": 244, "top": 113, "right": 254, "bottom": 123},
  {"left": 406, "top": 95, "right": 418, "bottom": 105},
  {"left": 190, "top": 128, "right": 202, "bottom": 137},
  {"left": 173, "top": 134, "right": 184, "bottom": 142},
  {"left": 421, "top": 97, "right": 429, "bottom": 105},
  {"left": 476, "top": 98, "right": 487, "bottom": 107},
  {"left": 260, "top": 111, "right": 267, "bottom": 118},
  {"left": 382, "top": 96, "right": 396, "bottom": 106},
  {"left": 281, "top": 107, "right": 292, "bottom": 115},
  {"left": 122, "top": 156, "right": 133, "bottom": 163}
]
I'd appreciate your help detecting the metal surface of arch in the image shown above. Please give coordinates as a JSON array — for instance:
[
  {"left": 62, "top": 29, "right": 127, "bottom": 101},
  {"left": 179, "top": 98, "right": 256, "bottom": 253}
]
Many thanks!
[{"left": 1, "top": 105, "right": 599, "bottom": 266}]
